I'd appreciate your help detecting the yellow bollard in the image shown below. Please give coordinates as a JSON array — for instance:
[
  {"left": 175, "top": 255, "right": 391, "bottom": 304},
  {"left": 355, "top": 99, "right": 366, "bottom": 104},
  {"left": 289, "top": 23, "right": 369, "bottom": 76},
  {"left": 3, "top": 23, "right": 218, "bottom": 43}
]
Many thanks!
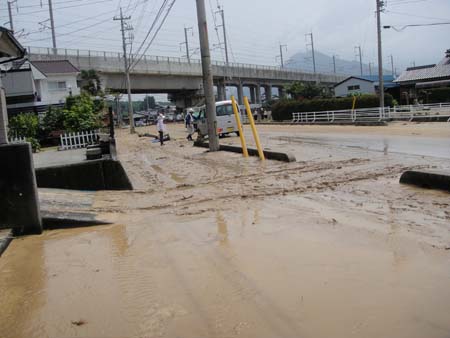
[
  {"left": 352, "top": 95, "right": 357, "bottom": 111},
  {"left": 244, "top": 96, "right": 265, "bottom": 161},
  {"left": 231, "top": 95, "right": 249, "bottom": 158}
]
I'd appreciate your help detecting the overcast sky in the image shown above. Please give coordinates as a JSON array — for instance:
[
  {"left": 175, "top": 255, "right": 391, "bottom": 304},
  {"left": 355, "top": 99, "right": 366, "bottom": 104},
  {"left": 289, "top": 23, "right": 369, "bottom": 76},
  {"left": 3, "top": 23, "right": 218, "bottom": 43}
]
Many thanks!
[{"left": 3, "top": 0, "right": 449, "bottom": 73}]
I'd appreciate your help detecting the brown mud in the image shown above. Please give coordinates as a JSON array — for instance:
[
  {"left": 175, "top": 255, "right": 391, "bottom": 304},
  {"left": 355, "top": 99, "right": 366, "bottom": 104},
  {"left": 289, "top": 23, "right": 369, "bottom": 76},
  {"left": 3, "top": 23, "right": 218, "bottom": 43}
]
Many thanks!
[{"left": 1, "top": 123, "right": 449, "bottom": 338}]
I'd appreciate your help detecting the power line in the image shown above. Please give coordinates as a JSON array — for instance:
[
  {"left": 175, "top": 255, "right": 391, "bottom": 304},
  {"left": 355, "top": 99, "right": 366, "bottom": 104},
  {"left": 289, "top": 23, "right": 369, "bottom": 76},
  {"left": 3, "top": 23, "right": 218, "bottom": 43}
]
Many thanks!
[{"left": 130, "top": 0, "right": 177, "bottom": 70}]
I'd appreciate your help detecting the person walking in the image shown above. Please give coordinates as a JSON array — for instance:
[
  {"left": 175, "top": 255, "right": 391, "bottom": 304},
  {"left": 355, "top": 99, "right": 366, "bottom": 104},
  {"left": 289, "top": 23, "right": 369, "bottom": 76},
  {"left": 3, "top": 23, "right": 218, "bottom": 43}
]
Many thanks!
[
  {"left": 156, "top": 112, "right": 166, "bottom": 146},
  {"left": 185, "top": 110, "right": 194, "bottom": 141}
]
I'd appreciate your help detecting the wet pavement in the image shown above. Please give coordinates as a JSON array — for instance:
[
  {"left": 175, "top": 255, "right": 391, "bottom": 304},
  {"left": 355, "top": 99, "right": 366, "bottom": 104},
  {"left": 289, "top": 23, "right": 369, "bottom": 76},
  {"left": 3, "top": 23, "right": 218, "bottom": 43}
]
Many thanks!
[{"left": 1, "top": 123, "right": 450, "bottom": 338}]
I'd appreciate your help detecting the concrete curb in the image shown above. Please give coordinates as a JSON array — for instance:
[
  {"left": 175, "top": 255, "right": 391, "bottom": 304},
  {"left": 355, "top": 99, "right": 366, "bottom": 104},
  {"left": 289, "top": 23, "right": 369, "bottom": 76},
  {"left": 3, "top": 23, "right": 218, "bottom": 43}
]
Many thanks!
[
  {"left": 194, "top": 141, "right": 296, "bottom": 162},
  {"left": 400, "top": 170, "right": 450, "bottom": 192},
  {"left": 36, "top": 159, "right": 133, "bottom": 191},
  {"left": 0, "top": 229, "right": 13, "bottom": 257}
]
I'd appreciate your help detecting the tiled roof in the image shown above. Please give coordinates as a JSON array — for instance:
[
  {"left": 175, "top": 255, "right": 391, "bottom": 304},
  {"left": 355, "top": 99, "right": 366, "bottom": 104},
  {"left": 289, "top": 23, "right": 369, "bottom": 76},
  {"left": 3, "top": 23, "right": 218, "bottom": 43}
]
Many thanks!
[
  {"left": 334, "top": 75, "right": 397, "bottom": 88},
  {"left": 31, "top": 60, "right": 79, "bottom": 75},
  {"left": 394, "top": 56, "right": 450, "bottom": 83}
]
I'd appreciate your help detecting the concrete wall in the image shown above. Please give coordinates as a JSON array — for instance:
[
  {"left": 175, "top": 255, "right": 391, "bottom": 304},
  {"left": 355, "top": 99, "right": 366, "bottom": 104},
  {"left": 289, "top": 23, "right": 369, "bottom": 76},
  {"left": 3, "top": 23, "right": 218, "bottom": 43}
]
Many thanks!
[{"left": 335, "top": 78, "right": 375, "bottom": 97}]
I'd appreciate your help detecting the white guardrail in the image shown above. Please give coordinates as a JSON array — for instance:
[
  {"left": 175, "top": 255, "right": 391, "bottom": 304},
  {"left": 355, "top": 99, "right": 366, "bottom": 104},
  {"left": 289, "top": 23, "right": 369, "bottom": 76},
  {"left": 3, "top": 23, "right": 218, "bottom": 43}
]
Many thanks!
[{"left": 292, "top": 102, "right": 450, "bottom": 123}]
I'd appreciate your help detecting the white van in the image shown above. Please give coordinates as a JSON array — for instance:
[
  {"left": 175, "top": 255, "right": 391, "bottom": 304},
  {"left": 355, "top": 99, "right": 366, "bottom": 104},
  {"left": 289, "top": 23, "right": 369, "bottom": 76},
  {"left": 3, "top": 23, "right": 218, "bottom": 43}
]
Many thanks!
[{"left": 195, "top": 100, "right": 240, "bottom": 137}]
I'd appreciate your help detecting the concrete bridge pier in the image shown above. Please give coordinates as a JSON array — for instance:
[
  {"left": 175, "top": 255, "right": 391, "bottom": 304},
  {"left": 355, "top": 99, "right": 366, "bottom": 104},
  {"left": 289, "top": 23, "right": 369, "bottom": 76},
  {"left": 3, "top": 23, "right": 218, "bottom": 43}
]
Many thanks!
[
  {"left": 255, "top": 84, "right": 262, "bottom": 104},
  {"left": 237, "top": 81, "right": 244, "bottom": 105},
  {"left": 216, "top": 81, "right": 226, "bottom": 101},
  {"left": 249, "top": 86, "right": 256, "bottom": 103},
  {"left": 278, "top": 86, "right": 287, "bottom": 99},
  {"left": 263, "top": 84, "right": 272, "bottom": 102}
]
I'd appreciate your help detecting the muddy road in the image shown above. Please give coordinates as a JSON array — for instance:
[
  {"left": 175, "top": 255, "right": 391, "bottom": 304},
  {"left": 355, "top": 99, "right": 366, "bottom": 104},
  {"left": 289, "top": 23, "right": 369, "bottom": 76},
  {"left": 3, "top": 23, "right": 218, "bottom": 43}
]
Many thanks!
[{"left": 1, "top": 123, "right": 449, "bottom": 338}]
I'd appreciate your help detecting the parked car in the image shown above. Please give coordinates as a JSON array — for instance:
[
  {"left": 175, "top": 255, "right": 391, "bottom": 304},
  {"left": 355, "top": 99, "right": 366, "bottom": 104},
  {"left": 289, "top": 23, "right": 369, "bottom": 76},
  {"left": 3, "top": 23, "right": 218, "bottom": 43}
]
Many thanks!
[{"left": 196, "top": 100, "right": 239, "bottom": 137}]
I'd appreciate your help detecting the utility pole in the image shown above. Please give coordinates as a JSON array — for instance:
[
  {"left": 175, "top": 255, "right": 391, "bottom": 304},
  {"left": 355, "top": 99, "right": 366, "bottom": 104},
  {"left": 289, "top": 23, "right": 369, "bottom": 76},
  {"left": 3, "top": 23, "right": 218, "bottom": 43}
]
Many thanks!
[
  {"left": 355, "top": 45, "right": 363, "bottom": 76},
  {"left": 376, "top": 0, "right": 385, "bottom": 111},
  {"left": 114, "top": 7, "right": 135, "bottom": 134},
  {"left": 196, "top": 0, "right": 219, "bottom": 151},
  {"left": 332, "top": 55, "right": 337, "bottom": 74},
  {"left": 277, "top": 44, "right": 287, "bottom": 68},
  {"left": 48, "top": 0, "right": 57, "bottom": 52},
  {"left": 7, "top": 1, "right": 16, "bottom": 33},
  {"left": 389, "top": 54, "right": 395, "bottom": 76},
  {"left": 305, "top": 33, "right": 316, "bottom": 73},
  {"left": 215, "top": 6, "right": 229, "bottom": 65},
  {"left": 182, "top": 27, "right": 193, "bottom": 63}
]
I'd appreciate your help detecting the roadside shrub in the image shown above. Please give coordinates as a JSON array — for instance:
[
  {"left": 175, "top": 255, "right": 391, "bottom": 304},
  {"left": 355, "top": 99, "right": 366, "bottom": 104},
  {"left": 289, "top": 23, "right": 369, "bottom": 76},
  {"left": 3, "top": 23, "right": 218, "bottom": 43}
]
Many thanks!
[
  {"left": 26, "top": 137, "right": 41, "bottom": 153},
  {"left": 8, "top": 113, "right": 39, "bottom": 138},
  {"left": 272, "top": 94, "right": 393, "bottom": 121},
  {"left": 62, "top": 93, "right": 102, "bottom": 132},
  {"left": 42, "top": 106, "right": 65, "bottom": 133}
]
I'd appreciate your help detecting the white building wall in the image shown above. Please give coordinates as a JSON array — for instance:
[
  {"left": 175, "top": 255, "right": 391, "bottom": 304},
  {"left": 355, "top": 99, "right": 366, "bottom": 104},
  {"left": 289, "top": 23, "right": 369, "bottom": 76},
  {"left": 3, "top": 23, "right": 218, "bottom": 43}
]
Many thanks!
[
  {"left": 39, "top": 73, "right": 80, "bottom": 105},
  {"left": 334, "top": 78, "right": 375, "bottom": 97}
]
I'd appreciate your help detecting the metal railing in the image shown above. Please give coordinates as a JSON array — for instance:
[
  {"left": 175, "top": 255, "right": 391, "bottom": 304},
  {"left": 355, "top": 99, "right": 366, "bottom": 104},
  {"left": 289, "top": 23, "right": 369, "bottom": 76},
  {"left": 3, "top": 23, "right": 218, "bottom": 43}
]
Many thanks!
[
  {"left": 292, "top": 107, "right": 386, "bottom": 124},
  {"left": 292, "top": 102, "right": 450, "bottom": 124},
  {"left": 387, "top": 102, "right": 450, "bottom": 122}
]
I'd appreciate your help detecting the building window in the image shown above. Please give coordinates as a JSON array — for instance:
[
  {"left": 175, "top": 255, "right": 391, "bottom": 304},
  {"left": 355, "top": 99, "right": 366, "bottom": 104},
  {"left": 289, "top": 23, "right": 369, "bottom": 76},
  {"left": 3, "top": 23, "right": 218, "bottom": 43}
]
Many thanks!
[
  {"left": 347, "top": 85, "right": 361, "bottom": 91},
  {"left": 48, "top": 81, "right": 67, "bottom": 91}
]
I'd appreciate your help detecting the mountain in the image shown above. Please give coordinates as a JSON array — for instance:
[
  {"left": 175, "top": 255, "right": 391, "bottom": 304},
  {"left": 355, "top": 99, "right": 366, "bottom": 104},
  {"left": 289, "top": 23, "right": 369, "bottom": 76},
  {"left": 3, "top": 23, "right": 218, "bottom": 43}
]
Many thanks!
[{"left": 286, "top": 50, "right": 390, "bottom": 76}]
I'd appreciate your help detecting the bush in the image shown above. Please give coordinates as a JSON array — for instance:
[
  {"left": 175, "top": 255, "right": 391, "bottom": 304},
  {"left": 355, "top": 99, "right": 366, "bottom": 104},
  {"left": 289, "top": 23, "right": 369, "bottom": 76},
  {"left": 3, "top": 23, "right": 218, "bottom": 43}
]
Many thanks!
[
  {"left": 42, "top": 106, "right": 65, "bottom": 133},
  {"left": 272, "top": 94, "right": 393, "bottom": 121},
  {"left": 62, "top": 93, "right": 102, "bottom": 132},
  {"left": 8, "top": 113, "right": 39, "bottom": 138},
  {"left": 26, "top": 137, "right": 41, "bottom": 153}
]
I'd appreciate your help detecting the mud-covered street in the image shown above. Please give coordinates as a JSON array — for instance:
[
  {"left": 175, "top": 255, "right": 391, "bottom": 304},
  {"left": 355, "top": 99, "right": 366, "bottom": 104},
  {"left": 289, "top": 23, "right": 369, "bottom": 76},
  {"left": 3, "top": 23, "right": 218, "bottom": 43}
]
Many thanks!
[{"left": 1, "top": 123, "right": 450, "bottom": 338}]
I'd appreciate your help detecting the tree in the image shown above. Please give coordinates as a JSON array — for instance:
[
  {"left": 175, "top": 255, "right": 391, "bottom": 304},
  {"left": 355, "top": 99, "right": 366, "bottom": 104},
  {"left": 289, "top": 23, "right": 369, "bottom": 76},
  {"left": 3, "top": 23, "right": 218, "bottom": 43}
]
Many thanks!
[
  {"left": 8, "top": 113, "right": 39, "bottom": 138},
  {"left": 143, "top": 95, "right": 156, "bottom": 109},
  {"left": 286, "top": 82, "right": 326, "bottom": 100},
  {"left": 42, "top": 106, "right": 65, "bottom": 133},
  {"left": 62, "top": 93, "right": 101, "bottom": 132},
  {"left": 8, "top": 113, "right": 41, "bottom": 152},
  {"left": 80, "top": 69, "right": 103, "bottom": 97}
]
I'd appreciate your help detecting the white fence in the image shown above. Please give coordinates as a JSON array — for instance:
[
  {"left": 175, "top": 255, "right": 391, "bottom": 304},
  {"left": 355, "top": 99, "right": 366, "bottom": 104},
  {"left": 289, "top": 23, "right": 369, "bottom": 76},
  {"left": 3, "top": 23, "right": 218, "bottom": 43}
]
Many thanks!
[
  {"left": 292, "top": 102, "right": 450, "bottom": 124},
  {"left": 59, "top": 130, "right": 99, "bottom": 150},
  {"left": 8, "top": 136, "right": 26, "bottom": 144}
]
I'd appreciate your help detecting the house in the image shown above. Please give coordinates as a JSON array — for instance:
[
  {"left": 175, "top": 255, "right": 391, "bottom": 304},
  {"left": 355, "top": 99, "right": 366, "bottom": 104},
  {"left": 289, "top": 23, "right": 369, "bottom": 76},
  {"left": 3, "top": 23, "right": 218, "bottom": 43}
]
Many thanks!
[
  {"left": 334, "top": 75, "right": 398, "bottom": 98},
  {"left": 394, "top": 49, "right": 450, "bottom": 104},
  {"left": 0, "top": 26, "right": 26, "bottom": 144},
  {"left": 2, "top": 59, "right": 80, "bottom": 116}
]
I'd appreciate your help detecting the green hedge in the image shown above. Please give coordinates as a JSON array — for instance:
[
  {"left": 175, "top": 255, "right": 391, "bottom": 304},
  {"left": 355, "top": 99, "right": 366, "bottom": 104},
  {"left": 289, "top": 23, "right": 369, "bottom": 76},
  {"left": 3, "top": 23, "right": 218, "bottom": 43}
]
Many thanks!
[{"left": 272, "top": 94, "right": 393, "bottom": 121}]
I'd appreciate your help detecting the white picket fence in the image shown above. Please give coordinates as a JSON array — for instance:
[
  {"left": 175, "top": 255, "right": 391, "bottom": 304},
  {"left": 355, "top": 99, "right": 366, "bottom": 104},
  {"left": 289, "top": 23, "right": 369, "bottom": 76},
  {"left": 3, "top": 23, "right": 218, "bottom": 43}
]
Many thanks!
[
  {"left": 59, "top": 130, "right": 99, "bottom": 150},
  {"left": 8, "top": 136, "right": 26, "bottom": 144}
]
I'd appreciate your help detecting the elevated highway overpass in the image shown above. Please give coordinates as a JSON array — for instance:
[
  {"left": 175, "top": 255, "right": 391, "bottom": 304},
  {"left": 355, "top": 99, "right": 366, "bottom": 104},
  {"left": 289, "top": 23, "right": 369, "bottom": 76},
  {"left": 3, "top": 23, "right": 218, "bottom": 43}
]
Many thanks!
[{"left": 27, "top": 47, "right": 346, "bottom": 107}]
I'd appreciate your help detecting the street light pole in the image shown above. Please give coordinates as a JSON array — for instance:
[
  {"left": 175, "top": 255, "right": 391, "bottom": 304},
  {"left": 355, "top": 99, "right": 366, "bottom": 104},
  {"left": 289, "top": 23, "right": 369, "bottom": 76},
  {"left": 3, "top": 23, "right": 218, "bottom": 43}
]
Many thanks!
[{"left": 196, "top": 0, "right": 219, "bottom": 151}]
